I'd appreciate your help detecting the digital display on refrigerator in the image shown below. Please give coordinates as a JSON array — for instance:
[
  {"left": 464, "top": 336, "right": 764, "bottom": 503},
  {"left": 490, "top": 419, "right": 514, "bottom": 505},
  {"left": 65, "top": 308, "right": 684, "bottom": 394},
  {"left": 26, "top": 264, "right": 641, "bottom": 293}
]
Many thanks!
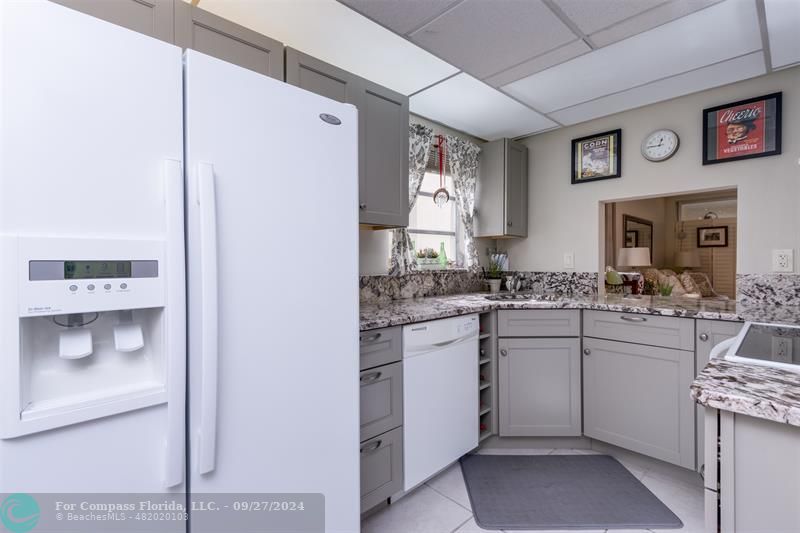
[{"left": 64, "top": 261, "right": 132, "bottom": 279}]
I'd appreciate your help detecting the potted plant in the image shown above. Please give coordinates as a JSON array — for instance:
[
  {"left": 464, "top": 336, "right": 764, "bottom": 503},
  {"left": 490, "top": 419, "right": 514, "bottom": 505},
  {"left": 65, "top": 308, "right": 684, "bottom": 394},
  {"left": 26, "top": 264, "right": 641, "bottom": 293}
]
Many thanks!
[
  {"left": 484, "top": 255, "right": 503, "bottom": 293},
  {"left": 416, "top": 248, "right": 440, "bottom": 270}
]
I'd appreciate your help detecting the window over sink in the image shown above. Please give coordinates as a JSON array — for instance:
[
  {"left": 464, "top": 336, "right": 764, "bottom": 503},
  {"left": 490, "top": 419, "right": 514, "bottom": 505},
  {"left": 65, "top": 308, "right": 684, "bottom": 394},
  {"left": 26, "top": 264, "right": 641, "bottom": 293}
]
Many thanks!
[{"left": 408, "top": 171, "right": 463, "bottom": 269}]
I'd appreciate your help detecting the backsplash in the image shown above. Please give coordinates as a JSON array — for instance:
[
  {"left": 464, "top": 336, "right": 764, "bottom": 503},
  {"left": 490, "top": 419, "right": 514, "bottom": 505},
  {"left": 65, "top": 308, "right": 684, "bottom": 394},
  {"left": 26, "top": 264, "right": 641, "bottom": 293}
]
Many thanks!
[
  {"left": 359, "top": 270, "right": 599, "bottom": 303},
  {"left": 737, "top": 274, "right": 800, "bottom": 307},
  {"left": 360, "top": 270, "right": 484, "bottom": 303}
]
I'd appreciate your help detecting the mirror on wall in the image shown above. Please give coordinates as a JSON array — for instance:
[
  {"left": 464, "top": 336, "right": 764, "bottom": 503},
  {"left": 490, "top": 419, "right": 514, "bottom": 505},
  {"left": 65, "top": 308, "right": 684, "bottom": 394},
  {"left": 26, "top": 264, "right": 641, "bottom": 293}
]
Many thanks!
[{"left": 623, "top": 214, "right": 653, "bottom": 262}]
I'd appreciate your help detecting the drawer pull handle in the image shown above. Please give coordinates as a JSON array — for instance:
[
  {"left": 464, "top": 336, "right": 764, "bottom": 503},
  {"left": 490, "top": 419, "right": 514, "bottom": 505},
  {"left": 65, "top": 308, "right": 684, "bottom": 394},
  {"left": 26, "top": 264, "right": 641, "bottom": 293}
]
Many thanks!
[
  {"left": 699, "top": 333, "right": 709, "bottom": 342},
  {"left": 360, "top": 372, "right": 382, "bottom": 383},
  {"left": 360, "top": 332, "right": 382, "bottom": 344},
  {"left": 620, "top": 315, "right": 647, "bottom": 322},
  {"left": 360, "top": 440, "right": 382, "bottom": 454}
]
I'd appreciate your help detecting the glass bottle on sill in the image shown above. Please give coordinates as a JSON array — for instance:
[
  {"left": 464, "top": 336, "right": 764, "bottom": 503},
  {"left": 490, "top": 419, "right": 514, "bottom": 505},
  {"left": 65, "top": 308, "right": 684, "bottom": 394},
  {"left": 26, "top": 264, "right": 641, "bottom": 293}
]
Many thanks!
[{"left": 438, "top": 242, "right": 448, "bottom": 268}]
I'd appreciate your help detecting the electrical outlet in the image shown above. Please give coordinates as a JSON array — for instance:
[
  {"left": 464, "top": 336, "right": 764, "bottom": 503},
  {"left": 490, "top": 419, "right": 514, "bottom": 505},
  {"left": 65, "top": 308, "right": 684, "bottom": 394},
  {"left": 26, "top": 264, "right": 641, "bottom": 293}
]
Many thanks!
[
  {"left": 772, "top": 249, "right": 794, "bottom": 272},
  {"left": 563, "top": 252, "right": 575, "bottom": 269},
  {"left": 772, "top": 336, "right": 792, "bottom": 363}
]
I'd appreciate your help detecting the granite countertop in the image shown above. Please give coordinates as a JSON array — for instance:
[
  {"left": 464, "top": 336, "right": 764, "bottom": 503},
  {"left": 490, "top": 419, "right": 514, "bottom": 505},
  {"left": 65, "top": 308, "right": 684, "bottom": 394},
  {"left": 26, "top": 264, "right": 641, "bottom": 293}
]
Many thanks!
[
  {"left": 691, "top": 359, "right": 800, "bottom": 427},
  {"left": 359, "top": 292, "right": 800, "bottom": 331}
]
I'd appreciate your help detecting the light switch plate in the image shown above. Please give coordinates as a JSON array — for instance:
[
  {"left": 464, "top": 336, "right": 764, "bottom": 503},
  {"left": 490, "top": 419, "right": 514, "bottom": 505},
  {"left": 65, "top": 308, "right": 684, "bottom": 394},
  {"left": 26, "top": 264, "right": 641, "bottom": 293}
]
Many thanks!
[
  {"left": 563, "top": 252, "right": 575, "bottom": 269},
  {"left": 772, "top": 249, "right": 794, "bottom": 272}
]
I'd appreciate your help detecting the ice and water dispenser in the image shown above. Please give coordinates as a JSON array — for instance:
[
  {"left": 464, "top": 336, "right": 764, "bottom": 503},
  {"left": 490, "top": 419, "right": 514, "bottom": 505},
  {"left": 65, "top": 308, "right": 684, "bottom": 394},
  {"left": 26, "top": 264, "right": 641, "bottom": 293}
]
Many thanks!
[{"left": 1, "top": 236, "right": 171, "bottom": 438}]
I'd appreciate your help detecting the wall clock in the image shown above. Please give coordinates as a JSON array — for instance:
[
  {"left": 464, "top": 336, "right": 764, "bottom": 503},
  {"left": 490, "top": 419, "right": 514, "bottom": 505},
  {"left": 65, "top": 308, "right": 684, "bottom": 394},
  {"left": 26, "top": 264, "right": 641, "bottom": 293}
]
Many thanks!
[{"left": 641, "top": 129, "right": 679, "bottom": 162}]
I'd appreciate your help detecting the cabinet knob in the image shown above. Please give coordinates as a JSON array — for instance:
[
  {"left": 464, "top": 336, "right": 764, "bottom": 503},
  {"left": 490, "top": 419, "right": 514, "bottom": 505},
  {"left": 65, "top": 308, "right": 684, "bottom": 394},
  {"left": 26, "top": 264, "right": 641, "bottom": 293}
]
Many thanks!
[
  {"left": 507, "top": 221, "right": 513, "bottom": 227},
  {"left": 359, "top": 203, "right": 367, "bottom": 210},
  {"left": 583, "top": 348, "right": 591, "bottom": 356},
  {"left": 699, "top": 333, "right": 709, "bottom": 342},
  {"left": 500, "top": 349, "right": 508, "bottom": 357}
]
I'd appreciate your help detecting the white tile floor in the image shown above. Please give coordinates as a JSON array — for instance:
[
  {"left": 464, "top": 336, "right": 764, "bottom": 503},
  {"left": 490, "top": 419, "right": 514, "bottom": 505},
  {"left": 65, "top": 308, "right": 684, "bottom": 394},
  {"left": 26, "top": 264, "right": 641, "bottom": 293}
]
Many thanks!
[{"left": 361, "top": 447, "right": 706, "bottom": 533}]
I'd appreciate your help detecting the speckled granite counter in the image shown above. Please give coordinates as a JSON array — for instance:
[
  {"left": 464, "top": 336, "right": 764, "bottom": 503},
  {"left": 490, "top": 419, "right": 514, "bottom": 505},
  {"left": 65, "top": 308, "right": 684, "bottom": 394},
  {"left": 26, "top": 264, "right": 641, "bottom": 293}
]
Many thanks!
[
  {"left": 691, "top": 359, "right": 800, "bottom": 427},
  {"left": 359, "top": 293, "right": 800, "bottom": 331}
]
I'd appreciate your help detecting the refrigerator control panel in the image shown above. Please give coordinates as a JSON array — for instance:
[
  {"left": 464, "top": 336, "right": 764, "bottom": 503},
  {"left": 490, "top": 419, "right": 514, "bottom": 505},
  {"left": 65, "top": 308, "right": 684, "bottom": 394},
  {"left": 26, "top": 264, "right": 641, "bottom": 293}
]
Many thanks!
[{"left": 14, "top": 236, "right": 167, "bottom": 317}]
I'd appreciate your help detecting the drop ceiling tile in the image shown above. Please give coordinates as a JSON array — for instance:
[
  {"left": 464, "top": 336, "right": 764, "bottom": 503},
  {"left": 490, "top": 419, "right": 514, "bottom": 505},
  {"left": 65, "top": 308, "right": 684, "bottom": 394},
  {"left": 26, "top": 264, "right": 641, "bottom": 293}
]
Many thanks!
[
  {"left": 590, "top": 0, "right": 724, "bottom": 47},
  {"left": 485, "top": 40, "right": 591, "bottom": 87},
  {"left": 552, "top": 0, "right": 668, "bottom": 35},
  {"left": 198, "top": 0, "right": 459, "bottom": 95},
  {"left": 410, "top": 73, "right": 558, "bottom": 140},
  {"left": 337, "top": 0, "right": 459, "bottom": 35},
  {"left": 503, "top": 0, "right": 761, "bottom": 113},
  {"left": 764, "top": 0, "right": 800, "bottom": 69},
  {"left": 409, "top": 0, "right": 577, "bottom": 79},
  {"left": 550, "top": 51, "right": 765, "bottom": 125}
]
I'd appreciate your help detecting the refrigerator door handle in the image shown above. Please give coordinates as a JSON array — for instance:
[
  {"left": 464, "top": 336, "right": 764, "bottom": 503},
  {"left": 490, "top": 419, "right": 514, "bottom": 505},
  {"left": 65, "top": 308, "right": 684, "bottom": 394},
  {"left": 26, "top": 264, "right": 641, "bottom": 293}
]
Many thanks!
[
  {"left": 196, "top": 161, "right": 220, "bottom": 476},
  {"left": 163, "top": 159, "right": 187, "bottom": 488}
]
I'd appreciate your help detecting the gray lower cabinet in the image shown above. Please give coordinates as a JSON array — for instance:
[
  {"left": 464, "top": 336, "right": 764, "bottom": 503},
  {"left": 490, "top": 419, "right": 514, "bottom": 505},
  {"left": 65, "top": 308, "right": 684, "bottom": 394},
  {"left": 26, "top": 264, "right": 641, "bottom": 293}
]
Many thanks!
[
  {"left": 716, "top": 410, "right": 800, "bottom": 532},
  {"left": 50, "top": 0, "right": 175, "bottom": 42},
  {"left": 285, "top": 48, "right": 409, "bottom": 228},
  {"left": 498, "top": 337, "right": 581, "bottom": 436},
  {"left": 360, "top": 427, "right": 403, "bottom": 513},
  {"left": 695, "top": 320, "right": 742, "bottom": 472},
  {"left": 360, "top": 362, "right": 402, "bottom": 442},
  {"left": 583, "top": 337, "right": 696, "bottom": 469},
  {"left": 475, "top": 138, "right": 528, "bottom": 238},
  {"left": 360, "top": 326, "right": 402, "bottom": 370},
  {"left": 175, "top": 3, "right": 283, "bottom": 80}
]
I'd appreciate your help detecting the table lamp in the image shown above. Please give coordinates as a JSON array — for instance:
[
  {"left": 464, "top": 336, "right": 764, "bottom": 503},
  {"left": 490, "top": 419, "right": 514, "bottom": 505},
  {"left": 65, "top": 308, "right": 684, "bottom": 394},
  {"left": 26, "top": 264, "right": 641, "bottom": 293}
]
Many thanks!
[{"left": 617, "top": 247, "right": 651, "bottom": 295}]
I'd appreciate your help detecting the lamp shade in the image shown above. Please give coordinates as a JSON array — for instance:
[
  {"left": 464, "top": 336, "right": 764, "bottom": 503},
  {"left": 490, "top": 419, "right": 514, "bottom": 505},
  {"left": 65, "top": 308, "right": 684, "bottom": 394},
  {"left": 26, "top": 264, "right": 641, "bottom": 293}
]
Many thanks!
[
  {"left": 675, "top": 250, "right": 702, "bottom": 268},
  {"left": 617, "top": 247, "right": 651, "bottom": 267}
]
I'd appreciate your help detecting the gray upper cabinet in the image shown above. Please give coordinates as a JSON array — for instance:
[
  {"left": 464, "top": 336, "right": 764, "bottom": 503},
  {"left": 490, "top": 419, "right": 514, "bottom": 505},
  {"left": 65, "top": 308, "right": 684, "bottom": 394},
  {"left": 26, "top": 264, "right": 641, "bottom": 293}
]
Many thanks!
[
  {"left": 175, "top": 2, "right": 283, "bottom": 80},
  {"left": 285, "top": 48, "right": 409, "bottom": 227},
  {"left": 475, "top": 138, "right": 528, "bottom": 238},
  {"left": 498, "top": 337, "right": 581, "bottom": 437},
  {"left": 50, "top": 0, "right": 175, "bottom": 42}
]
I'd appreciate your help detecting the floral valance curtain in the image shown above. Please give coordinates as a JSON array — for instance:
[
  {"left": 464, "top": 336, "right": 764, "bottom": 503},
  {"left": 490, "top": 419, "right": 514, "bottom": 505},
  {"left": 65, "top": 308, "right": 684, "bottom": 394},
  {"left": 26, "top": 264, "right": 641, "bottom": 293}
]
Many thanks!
[
  {"left": 447, "top": 135, "right": 481, "bottom": 270},
  {"left": 389, "top": 123, "right": 434, "bottom": 276}
]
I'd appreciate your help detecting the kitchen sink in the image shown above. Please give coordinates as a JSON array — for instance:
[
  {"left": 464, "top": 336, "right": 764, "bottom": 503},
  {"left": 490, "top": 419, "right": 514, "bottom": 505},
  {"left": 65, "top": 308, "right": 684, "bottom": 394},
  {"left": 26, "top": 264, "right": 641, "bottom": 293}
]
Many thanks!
[{"left": 484, "top": 293, "right": 564, "bottom": 302}]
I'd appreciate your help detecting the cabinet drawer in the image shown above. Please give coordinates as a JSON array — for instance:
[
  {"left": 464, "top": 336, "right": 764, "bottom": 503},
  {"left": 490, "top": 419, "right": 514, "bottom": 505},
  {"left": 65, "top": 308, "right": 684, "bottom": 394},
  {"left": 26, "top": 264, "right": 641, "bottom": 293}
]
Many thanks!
[
  {"left": 360, "top": 427, "right": 403, "bottom": 513},
  {"left": 360, "top": 361, "right": 403, "bottom": 442},
  {"left": 360, "top": 326, "right": 401, "bottom": 370},
  {"left": 498, "top": 310, "right": 579, "bottom": 337},
  {"left": 583, "top": 310, "right": 695, "bottom": 351}
]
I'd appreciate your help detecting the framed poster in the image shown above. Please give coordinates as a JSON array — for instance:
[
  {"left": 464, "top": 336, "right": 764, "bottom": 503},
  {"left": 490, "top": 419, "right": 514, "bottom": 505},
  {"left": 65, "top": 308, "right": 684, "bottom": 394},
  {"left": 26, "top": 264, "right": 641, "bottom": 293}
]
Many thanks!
[
  {"left": 571, "top": 129, "right": 621, "bottom": 184},
  {"left": 702, "top": 92, "right": 781, "bottom": 165},
  {"left": 697, "top": 226, "right": 728, "bottom": 248}
]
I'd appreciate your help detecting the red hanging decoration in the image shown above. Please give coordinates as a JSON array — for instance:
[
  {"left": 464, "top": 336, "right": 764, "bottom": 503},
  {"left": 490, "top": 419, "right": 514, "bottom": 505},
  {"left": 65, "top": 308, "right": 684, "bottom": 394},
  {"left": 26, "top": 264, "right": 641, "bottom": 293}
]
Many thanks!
[{"left": 432, "top": 134, "right": 450, "bottom": 207}]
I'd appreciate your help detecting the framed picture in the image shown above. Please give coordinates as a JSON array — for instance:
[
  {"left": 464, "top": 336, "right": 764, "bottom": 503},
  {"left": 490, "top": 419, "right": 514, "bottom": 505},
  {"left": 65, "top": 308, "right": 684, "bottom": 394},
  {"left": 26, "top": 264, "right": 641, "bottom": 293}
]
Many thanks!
[
  {"left": 571, "top": 129, "right": 621, "bottom": 184},
  {"left": 625, "top": 230, "right": 638, "bottom": 248},
  {"left": 697, "top": 226, "right": 728, "bottom": 248},
  {"left": 702, "top": 92, "right": 781, "bottom": 165}
]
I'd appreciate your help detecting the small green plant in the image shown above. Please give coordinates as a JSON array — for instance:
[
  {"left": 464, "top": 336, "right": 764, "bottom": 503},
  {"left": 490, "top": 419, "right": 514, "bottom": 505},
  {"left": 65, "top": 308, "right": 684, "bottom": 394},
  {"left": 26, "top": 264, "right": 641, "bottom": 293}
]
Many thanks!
[
  {"left": 657, "top": 280, "right": 674, "bottom": 296},
  {"left": 416, "top": 248, "right": 438, "bottom": 259}
]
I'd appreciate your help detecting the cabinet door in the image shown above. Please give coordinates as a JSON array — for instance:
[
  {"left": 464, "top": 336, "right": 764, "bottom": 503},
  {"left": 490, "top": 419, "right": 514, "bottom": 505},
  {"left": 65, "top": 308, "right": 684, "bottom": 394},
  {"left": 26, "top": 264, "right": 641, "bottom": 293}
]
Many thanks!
[
  {"left": 504, "top": 139, "right": 528, "bottom": 237},
  {"left": 474, "top": 139, "right": 505, "bottom": 237},
  {"left": 498, "top": 338, "right": 581, "bottom": 436},
  {"left": 175, "top": 3, "right": 283, "bottom": 80},
  {"left": 360, "top": 362, "right": 403, "bottom": 442},
  {"left": 51, "top": 0, "right": 174, "bottom": 42},
  {"left": 583, "top": 337, "right": 695, "bottom": 468},
  {"left": 285, "top": 48, "right": 360, "bottom": 104},
  {"left": 359, "top": 79, "right": 409, "bottom": 227},
  {"left": 695, "top": 320, "right": 742, "bottom": 471}
]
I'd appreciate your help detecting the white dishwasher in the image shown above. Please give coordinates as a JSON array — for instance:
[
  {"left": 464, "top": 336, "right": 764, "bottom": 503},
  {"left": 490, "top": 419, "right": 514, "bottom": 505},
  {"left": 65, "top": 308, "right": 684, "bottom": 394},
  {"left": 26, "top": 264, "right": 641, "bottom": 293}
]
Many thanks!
[{"left": 403, "top": 314, "right": 479, "bottom": 490}]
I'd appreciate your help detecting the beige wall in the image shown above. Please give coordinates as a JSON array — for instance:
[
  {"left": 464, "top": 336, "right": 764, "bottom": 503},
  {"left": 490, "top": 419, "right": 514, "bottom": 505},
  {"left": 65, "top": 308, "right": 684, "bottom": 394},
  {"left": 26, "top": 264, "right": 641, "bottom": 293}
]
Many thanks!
[
  {"left": 505, "top": 66, "right": 800, "bottom": 275},
  {"left": 359, "top": 114, "right": 492, "bottom": 275}
]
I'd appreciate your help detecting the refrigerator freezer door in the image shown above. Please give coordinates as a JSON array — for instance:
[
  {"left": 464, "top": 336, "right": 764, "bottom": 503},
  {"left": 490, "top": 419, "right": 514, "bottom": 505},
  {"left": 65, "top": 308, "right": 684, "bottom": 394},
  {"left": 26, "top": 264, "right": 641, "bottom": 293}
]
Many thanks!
[
  {"left": 185, "top": 50, "right": 360, "bottom": 532},
  {"left": 0, "top": 0, "right": 185, "bottom": 495}
]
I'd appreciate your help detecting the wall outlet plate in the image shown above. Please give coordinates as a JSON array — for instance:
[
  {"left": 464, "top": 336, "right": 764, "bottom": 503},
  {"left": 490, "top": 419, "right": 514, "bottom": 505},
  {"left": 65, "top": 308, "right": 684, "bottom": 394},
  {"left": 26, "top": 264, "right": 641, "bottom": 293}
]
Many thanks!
[
  {"left": 563, "top": 252, "right": 575, "bottom": 269},
  {"left": 772, "top": 249, "right": 794, "bottom": 272},
  {"left": 772, "top": 336, "right": 792, "bottom": 363}
]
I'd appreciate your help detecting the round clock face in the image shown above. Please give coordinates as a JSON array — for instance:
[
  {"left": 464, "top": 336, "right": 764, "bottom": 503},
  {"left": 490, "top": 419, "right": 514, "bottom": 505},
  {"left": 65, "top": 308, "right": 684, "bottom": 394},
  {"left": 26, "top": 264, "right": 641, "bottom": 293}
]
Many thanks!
[{"left": 641, "top": 129, "right": 679, "bottom": 162}]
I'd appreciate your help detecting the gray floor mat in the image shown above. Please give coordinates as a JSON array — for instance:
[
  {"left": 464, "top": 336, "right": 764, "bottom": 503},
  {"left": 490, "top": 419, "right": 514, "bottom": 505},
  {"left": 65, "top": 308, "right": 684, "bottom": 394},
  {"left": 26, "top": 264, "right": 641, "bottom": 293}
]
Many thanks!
[{"left": 460, "top": 454, "right": 683, "bottom": 530}]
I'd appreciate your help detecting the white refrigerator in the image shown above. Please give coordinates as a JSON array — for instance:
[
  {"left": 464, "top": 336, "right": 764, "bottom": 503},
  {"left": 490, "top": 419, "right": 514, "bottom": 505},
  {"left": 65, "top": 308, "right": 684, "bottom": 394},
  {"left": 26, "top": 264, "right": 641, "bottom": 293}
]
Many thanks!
[{"left": 0, "top": 2, "right": 360, "bottom": 532}]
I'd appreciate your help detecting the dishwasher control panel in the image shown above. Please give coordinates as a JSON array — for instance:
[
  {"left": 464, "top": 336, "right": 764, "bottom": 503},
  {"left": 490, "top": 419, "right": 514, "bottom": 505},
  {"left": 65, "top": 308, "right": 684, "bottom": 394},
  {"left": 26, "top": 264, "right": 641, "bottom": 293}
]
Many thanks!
[{"left": 403, "top": 314, "right": 479, "bottom": 355}]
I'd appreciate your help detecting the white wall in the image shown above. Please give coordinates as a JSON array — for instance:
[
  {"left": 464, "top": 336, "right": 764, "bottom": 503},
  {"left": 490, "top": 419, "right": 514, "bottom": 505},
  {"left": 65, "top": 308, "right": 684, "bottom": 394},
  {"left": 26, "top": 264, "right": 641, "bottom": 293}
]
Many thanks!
[
  {"left": 359, "top": 114, "right": 491, "bottom": 275},
  {"left": 505, "top": 66, "right": 800, "bottom": 275}
]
